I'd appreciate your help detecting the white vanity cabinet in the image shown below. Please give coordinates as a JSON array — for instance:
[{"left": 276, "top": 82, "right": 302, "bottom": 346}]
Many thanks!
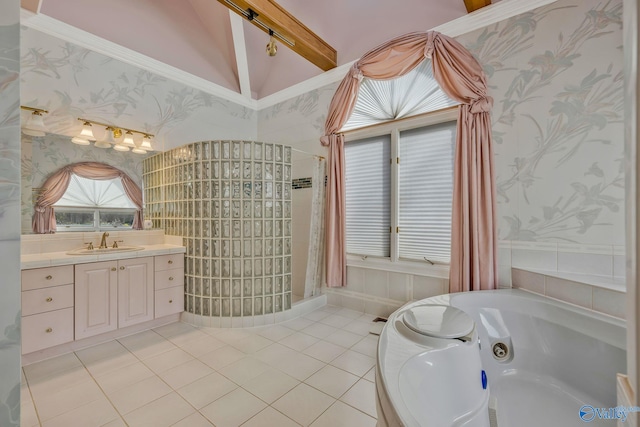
[
  {"left": 154, "top": 254, "right": 185, "bottom": 318},
  {"left": 117, "top": 257, "right": 154, "bottom": 328},
  {"left": 74, "top": 261, "right": 118, "bottom": 340},
  {"left": 21, "top": 265, "right": 75, "bottom": 354},
  {"left": 21, "top": 249, "right": 185, "bottom": 356},
  {"left": 75, "top": 257, "right": 154, "bottom": 339}
]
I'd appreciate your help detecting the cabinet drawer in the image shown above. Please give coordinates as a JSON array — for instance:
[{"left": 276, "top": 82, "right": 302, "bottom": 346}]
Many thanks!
[
  {"left": 155, "top": 268, "right": 184, "bottom": 290},
  {"left": 22, "top": 308, "right": 74, "bottom": 354},
  {"left": 155, "top": 287, "right": 184, "bottom": 318},
  {"left": 22, "top": 284, "right": 74, "bottom": 316},
  {"left": 22, "top": 265, "right": 74, "bottom": 291},
  {"left": 155, "top": 254, "right": 184, "bottom": 272}
]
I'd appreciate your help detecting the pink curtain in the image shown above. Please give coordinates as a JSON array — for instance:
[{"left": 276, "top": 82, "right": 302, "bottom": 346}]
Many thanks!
[
  {"left": 33, "top": 162, "right": 144, "bottom": 233},
  {"left": 320, "top": 31, "right": 497, "bottom": 292}
]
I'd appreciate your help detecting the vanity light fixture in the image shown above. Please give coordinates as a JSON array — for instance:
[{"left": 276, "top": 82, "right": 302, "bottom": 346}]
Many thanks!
[
  {"left": 74, "top": 118, "right": 155, "bottom": 154},
  {"left": 21, "top": 106, "right": 49, "bottom": 137}
]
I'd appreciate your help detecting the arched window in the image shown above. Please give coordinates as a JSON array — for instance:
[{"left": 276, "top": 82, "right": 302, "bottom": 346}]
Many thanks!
[
  {"left": 33, "top": 162, "right": 143, "bottom": 233},
  {"left": 342, "top": 59, "right": 459, "bottom": 262},
  {"left": 53, "top": 174, "right": 138, "bottom": 231},
  {"left": 341, "top": 59, "right": 458, "bottom": 131}
]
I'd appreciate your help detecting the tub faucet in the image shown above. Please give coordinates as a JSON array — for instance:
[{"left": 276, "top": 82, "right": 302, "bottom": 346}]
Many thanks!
[{"left": 99, "top": 232, "right": 109, "bottom": 249}]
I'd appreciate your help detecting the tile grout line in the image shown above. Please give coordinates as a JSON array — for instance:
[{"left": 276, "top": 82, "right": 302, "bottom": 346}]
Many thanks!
[{"left": 23, "top": 305, "right": 379, "bottom": 426}]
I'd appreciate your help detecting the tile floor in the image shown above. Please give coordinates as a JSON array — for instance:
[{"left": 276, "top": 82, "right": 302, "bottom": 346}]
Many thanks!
[{"left": 21, "top": 305, "right": 379, "bottom": 427}]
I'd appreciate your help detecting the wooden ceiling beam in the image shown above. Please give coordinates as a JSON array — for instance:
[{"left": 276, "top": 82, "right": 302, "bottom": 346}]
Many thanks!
[
  {"left": 463, "top": 0, "right": 491, "bottom": 13},
  {"left": 217, "top": 0, "right": 337, "bottom": 71}
]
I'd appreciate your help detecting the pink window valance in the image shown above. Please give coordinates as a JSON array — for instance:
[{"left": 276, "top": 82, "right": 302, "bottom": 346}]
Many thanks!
[
  {"left": 321, "top": 31, "right": 498, "bottom": 293},
  {"left": 32, "top": 162, "right": 144, "bottom": 233}
]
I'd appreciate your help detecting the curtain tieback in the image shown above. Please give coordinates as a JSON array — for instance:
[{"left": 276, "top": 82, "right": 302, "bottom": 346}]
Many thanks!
[
  {"left": 470, "top": 96, "right": 494, "bottom": 113},
  {"left": 320, "top": 135, "right": 331, "bottom": 146},
  {"left": 423, "top": 31, "right": 438, "bottom": 59},
  {"left": 350, "top": 66, "right": 364, "bottom": 82},
  {"left": 34, "top": 206, "right": 47, "bottom": 213}
]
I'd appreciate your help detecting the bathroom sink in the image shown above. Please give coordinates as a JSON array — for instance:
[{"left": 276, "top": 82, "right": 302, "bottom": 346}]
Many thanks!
[{"left": 66, "top": 246, "right": 144, "bottom": 255}]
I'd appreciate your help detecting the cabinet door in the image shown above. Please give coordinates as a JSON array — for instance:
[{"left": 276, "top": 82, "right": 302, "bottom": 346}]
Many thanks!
[
  {"left": 75, "top": 261, "right": 117, "bottom": 340},
  {"left": 118, "top": 257, "right": 154, "bottom": 328}
]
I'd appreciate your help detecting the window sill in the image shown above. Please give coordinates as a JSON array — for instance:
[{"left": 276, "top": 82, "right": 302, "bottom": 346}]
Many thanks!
[{"left": 346, "top": 255, "right": 449, "bottom": 279}]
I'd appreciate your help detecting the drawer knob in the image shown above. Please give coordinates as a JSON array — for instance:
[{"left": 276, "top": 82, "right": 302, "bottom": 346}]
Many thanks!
[
  {"left": 169, "top": 300, "right": 173, "bottom": 304},
  {"left": 120, "top": 266, "right": 125, "bottom": 270},
  {"left": 111, "top": 267, "right": 117, "bottom": 271},
  {"left": 46, "top": 275, "right": 52, "bottom": 280},
  {"left": 46, "top": 297, "right": 53, "bottom": 302},
  {"left": 169, "top": 277, "right": 174, "bottom": 281},
  {"left": 168, "top": 260, "right": 174, "bottom": 264},
  {"left": 45, "top": 328, "right": 52, "bottom": 333}
]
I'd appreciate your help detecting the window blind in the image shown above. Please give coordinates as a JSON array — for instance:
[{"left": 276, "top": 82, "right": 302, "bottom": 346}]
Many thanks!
[
  {"left": 345, "top": 134, "right": 391, "bottom": 257},
  {"left": 398, "top": 122, "right": 455, "bottom": 262}
]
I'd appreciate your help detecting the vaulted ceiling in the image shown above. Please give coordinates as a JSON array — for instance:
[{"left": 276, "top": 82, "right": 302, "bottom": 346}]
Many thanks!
[{"left": 22, "top": 0, "right": 469, "bottom": 100}]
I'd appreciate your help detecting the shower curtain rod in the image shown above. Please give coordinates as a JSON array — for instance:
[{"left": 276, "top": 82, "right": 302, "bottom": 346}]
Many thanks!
[{"left": 290, "top": 147, "right": 325, "bottom": 160}]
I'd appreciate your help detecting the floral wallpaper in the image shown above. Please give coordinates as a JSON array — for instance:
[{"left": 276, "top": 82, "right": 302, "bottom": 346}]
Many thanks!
[
  {"left": 259, "top": 0, "right": 624, "bottom": 248},
  {"left": 20, "top": 26, "right": 259, "bottom": 232},
  {"left": 458, "top": 0, "right": 624, "bottom": 246},
  {"left": 21, "top": 27, "right": 257, "bottom": 148},
  {"left": 0, "top": 0, "right": 21, "bottom": 425},
  {"left": 258, "top": 81, "right": 339, "bottom": 160}
]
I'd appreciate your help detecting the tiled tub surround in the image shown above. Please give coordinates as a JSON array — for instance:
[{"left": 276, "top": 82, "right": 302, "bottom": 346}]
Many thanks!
[
  {"left": 499, "top": 240, "right": 627, "bottom": 319},
  {"left": 20, "top": 305, "right": 378, "bottom": 427},
  {"left": 512, "top": 269, "right": 626, "bottom": 319},
  {"left": 325, "top": 262, "right": 450, "bottom": 319},
  {"left": 143, "top": 141, "right": 294, "bottom": 323}
]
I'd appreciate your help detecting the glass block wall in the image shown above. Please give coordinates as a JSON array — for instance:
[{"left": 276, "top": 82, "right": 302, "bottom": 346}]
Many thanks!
[{"left": 143, "top": 141, "right": 293, "bottom": 318}]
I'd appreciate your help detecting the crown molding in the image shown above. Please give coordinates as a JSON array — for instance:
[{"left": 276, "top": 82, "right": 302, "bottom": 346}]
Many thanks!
[
  {"left": 21, "top": 0, "right": 558, "bottom": 112},
  {"left": 20, "top": 9, "right": 259, "bottom": 110},
  {"left": 255, "top": 0, "right": 559, "bottom": 109}
]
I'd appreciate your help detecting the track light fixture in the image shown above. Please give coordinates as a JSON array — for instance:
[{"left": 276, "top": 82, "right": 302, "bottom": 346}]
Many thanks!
[
  {"left": 223, "top": 0, "right": 295, "bottom": 54},
  {"left": 266, "top": 29, "right": 278, "bottom": 57}
]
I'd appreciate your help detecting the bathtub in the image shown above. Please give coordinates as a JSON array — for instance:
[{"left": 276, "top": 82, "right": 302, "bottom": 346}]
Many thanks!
[{"left": 375, "top": 289, "right": 626, "bottom": 427}]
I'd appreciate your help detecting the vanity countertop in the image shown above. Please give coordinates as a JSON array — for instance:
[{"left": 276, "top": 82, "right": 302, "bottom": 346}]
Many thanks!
[{"left": 21, "top": 244, "right": 186, "bottom": 270}]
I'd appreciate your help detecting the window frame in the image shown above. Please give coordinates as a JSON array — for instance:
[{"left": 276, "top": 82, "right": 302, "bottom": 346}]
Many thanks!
[
  {"left": 54, "top": 206, "right": 136, "bottom": 232},
  {"left": 343, "top": 107, "right": 458, "bottom": 277}
]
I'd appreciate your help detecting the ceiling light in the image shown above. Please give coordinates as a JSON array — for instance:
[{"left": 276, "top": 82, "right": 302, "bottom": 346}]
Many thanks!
[
  {"left": 266, "top": 30, "right": 277, "bottom": 56},
  {"left": 21, "top": 106, "right": 48, "bottom": 137}
]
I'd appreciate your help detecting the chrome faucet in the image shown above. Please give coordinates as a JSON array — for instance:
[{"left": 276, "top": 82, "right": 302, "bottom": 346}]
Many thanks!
[{"left": 99, "top": 232, "right": 110, "bottom": 249}]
